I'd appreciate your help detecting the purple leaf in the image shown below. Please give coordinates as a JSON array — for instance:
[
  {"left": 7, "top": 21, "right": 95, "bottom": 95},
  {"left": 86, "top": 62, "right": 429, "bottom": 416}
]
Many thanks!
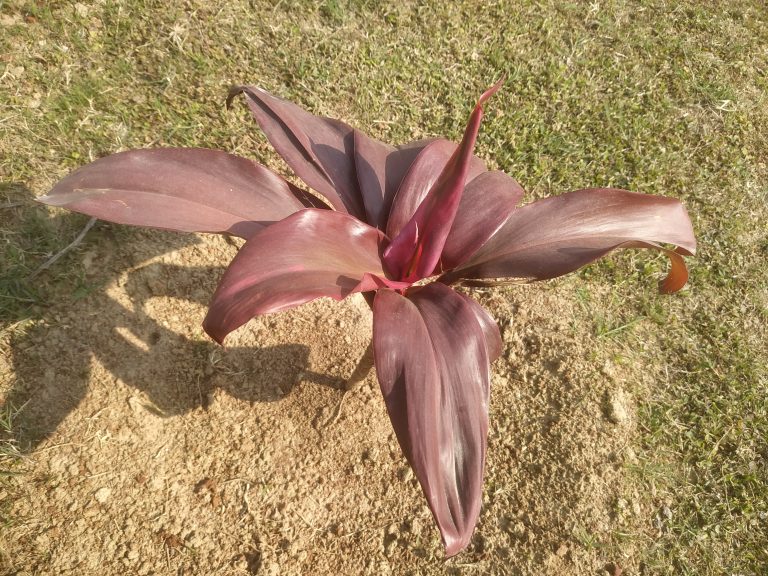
[
  {"left": 228, "top": 85, "right": 366, "bottom": 219},
  {"left": 443, "top": 188, "right": 696, "bottom": 292},
  {"left": 373, "top": 283, "right": 491, "bottom": 557},
  {"left": 384, "top": 139, "right": 487, "bottom": 241},
  {"left": 455, "top": 293, "right": 503, "bottom": 362},
  {"left": 37, "top": 148, "right": 319, "bottom": 238},
  {"left": 382, "top": 81, "right": 502, "bottom": 282},
  {"left": 438, "top": 170, "right": 524, "bottom": 273},
  {"left": 353, "top": 133, "right": 435, "bottom": 230},
  {"left": 203, "top": 209, "right": 407, "bottom": 344}
]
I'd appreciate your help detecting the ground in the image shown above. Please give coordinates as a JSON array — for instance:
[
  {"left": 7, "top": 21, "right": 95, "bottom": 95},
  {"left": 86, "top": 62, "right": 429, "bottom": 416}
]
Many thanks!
[
  {"left": 3, "top": 226, "right": 646, "bottom": 575},
  {"left": 1, "top": 1, "right": 767, "bottom": 575}
]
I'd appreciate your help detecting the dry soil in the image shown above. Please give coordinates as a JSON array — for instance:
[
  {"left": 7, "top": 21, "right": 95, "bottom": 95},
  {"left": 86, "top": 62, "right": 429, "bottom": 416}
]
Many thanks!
[{"left": 2, "top": 226, "right": 648, "bottom": 575}]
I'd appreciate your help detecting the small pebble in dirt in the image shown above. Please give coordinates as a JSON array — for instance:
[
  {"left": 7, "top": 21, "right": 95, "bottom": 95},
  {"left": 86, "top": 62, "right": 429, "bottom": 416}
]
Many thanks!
[
  {"left": 409, "top": 517, "right": 422, "bottom": 536},
  {"left": 605, "top": 389, "right": 629, "bottom": 424},
  {"left": 94, "top": 487, "right": 111, "bottom": 503},
  {"left": 330, "top": 522, "right": 345, "bottom": 536},
  {"left": 397, "top": 466, "right": 413, "bottom": 482},
  {"left": 383, "top": 537, "right": 397, "bottom": 557}
]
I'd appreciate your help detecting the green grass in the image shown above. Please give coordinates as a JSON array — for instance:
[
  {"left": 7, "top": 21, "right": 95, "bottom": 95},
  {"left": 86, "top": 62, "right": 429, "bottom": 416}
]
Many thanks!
[
  {"left": 1, "top": 0, "right": 767, "bottom": 573},
  {"left": 0, "top": 401, "right": 24, "bottom": 468},
  {"left": 0, "top": 399, "right": 25, "bottom": 547}
]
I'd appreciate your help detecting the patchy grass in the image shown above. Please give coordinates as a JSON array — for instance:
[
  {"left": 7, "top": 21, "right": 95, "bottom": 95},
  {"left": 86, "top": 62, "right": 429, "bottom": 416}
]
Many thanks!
[
  {"left": 0, "top": 398, "right": 25, "bottom": 556},
  {"left": 1, "top": 0, "right": 766, "bottom": 573},
  {"left": 0, "top": 400, "right": 23, "bottom": 464}
]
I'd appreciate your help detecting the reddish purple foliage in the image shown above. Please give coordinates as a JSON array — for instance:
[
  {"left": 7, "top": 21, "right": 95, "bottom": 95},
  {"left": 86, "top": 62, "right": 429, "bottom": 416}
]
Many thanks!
[{"left": 39, "top": 82, "right": 696, "bottom": 556}]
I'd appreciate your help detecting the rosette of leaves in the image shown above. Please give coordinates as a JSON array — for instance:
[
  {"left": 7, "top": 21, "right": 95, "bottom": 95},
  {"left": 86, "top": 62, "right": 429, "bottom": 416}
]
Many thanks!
[{"left": 39, "top": 81, "right": 695, "bottom": 556}]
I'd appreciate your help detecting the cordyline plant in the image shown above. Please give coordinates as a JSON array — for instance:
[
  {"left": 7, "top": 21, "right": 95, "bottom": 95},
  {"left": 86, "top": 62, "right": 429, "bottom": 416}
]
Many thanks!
[{"left": 39, "top": 81, "right": 696, "bottom": 557}]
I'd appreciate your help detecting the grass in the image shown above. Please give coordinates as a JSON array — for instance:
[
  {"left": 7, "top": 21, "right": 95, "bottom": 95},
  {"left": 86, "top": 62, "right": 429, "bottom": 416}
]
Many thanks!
[
  {"left": 0, "top": 398, "right": 25, "bottom": 561},
  {"left": 1, "top": 0, "right": 766, "bottom": 573},
  {"left": 0, "top": 400, "right": 25, "bottom": 474}
]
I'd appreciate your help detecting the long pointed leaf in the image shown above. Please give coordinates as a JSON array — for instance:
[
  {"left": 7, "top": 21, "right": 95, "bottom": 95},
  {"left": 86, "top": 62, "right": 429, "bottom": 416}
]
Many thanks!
[
  {"left": 456, "top": 293, "right": 503, "bottom": 362},
  {"left": 228, "top": 85, "right": 365, "bottom": 219},
  {"left": 203, "top": 209, "right": 406, "bottom": 344},
  {"left": 384, "top": 139, "right": 487, "bottom": 240},
  {"left": 353, "top": 133, "right": 436, "bottom": 230},
  {"left": 438, "top": 170, "right": 524, "bottom": 273},
  {"left": 37, "top": 148, "right": 318, "bottom": 238},
  {"left": 443, "top": 188, "right": 696, "bottom": 293},
  {"left": 373, "top": 284, "right": 491, "bottom": 557},
  {"left": 382, "top": 82, "right": 502, "bottom": 281}
]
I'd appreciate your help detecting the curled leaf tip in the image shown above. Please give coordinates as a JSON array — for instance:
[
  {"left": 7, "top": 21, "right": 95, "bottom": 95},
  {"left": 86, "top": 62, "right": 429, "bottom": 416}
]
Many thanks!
[
  {"left": 659, "top": 248, "right": 690, "bottom": 294},
  {"left": 226, "top": 85, "right": 246, "bottom": 109},
  {"left": 478, "top": 77, "right": 505, "bottom": 105}
]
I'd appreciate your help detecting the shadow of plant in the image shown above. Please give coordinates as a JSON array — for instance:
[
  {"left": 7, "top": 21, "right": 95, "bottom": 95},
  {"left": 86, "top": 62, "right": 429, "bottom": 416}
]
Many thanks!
[{"left": 2, "top": 185, "right": 342, "bottom": 450}]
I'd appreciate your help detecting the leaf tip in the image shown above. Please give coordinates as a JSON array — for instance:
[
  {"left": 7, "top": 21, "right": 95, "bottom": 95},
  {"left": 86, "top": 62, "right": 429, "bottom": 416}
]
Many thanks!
[
  {"left": 226, "top": 85, "right": 246, "bottom": 110},
  {"left": 202, "top": 317, "right": 226, "bottom": 346},
  {"left": 658, "top": 249, "right": 690, "bottom": 294},
  {"left": 443, "top": 531, "right": 474, "bottom": 558},
  {"left": 35, "top": 192, "right": 71, "bottom": 208},
  {"left": 478, "top": 77, "right": 504, "bottom": 106}
]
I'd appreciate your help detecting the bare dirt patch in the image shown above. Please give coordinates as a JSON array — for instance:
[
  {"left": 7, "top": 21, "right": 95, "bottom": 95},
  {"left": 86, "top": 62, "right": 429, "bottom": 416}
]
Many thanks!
[{"left": 2, "top": 227, "right": 646, "bottom": 575}]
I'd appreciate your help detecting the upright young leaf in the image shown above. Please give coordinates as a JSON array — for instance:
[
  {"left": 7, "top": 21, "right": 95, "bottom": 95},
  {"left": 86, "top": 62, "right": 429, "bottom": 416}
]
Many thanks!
[
  {"left": 384, "top": 139, "right": 487, "bottom": 240},
  {"left": 373, "top": 283, "right": 491, "bottom": 557},
  {"left": 37, "top": 148, "right": 321, "bottom": 238},
  {"left": 443, "top": 188, "right": 696, "bottom": 292},
  {"left": 382, "top": 81, "right": 502, "bottom": 282}
]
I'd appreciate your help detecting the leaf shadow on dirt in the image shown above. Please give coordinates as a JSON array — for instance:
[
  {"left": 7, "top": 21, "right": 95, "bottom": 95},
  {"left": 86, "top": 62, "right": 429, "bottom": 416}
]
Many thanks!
[{"left": 4, "top": 206, "right": 344, "bottom": 451}]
